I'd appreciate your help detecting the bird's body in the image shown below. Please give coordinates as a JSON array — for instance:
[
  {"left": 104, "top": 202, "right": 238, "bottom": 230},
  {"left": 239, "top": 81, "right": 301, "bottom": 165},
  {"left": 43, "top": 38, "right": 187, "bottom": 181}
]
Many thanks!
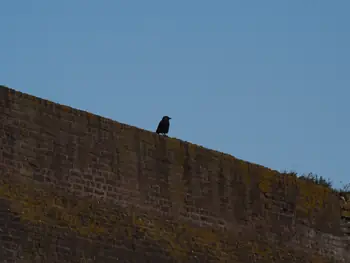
[{"left": 156, "top": 116, "right": 171, "bottom": 135}]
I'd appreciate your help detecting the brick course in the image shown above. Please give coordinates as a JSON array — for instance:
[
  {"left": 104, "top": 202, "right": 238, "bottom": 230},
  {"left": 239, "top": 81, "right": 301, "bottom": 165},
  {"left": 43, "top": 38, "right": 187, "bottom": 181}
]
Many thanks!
[{"left": 0, "top": 85, "right": 349, "bottom": 262}]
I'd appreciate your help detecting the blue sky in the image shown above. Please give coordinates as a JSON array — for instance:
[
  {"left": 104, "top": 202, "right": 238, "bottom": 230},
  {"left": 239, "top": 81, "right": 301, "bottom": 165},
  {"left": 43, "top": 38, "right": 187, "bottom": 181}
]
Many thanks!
[{"left": 1, "top": 1, "right": 349, "bottom": 188}]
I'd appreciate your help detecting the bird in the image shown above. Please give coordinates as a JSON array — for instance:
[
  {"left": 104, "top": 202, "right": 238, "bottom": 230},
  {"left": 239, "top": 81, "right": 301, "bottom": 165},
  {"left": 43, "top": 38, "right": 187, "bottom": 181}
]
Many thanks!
[{"left": 156, "top": 116, "right": 171, "bottom": 136}]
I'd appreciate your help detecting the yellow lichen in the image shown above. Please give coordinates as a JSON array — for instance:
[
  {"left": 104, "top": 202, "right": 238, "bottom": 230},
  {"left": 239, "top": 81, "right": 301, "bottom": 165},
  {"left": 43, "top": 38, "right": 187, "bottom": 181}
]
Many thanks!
[
  {"left": 237, "top": 160, "right": 251, "bottom": 186},
  {"left": 0, "top": 175, "right": 338, "bottom": 263},
  {"left": 341, "top": 209, "right": 350, "bottom": 217},
  {"left": 251, "top": 242, "right": 273, "bottom": 260},
  {"left": 296, "top": 179, "right": 330, "bottom": 214},
  {"left": 61, "top": 105, "right": 70, "bottom": 112},
  {"left": 0, "top": 182, "right": 228, "bottom": 261},
  {"left": 258, "top": 170, "right": 275, "bottom": 193}
]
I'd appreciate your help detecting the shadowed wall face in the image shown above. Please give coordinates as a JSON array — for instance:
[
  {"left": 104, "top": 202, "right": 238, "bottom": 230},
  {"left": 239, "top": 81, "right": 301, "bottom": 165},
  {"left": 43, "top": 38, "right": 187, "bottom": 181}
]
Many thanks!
[{"left": 0, "top": 86, "right": 349, "bottom": 263}]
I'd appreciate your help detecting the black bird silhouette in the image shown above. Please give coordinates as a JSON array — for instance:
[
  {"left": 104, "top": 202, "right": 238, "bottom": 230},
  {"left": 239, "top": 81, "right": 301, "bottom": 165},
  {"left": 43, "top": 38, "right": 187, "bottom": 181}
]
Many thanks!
[{"left": 156, "top": 116, "right": 171, "bottom": 135}]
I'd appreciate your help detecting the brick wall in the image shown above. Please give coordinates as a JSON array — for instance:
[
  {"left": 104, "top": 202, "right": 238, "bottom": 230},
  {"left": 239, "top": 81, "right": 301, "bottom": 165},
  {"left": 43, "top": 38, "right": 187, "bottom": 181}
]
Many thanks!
[{"left": 0, "top": 85, "right": 349, "bottom": 263}]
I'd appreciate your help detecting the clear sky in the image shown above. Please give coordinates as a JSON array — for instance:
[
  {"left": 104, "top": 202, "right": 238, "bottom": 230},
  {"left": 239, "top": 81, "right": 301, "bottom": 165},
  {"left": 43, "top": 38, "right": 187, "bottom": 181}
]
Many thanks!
[{"left": 1, "top": 1, "right": 349, "bottom": 188}]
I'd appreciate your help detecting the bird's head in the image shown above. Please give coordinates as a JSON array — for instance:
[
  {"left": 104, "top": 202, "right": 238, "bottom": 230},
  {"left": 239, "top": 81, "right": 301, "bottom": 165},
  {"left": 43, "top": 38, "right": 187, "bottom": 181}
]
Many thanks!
[{"left": 163, "top": 116, "right": 171, "bottom": 120}]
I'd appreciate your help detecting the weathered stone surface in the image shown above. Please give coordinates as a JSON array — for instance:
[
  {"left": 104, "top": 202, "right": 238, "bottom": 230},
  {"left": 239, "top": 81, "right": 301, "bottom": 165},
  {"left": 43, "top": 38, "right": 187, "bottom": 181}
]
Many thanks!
[{"left": 0, "top": 85, "right": 349, "bottom": 262}]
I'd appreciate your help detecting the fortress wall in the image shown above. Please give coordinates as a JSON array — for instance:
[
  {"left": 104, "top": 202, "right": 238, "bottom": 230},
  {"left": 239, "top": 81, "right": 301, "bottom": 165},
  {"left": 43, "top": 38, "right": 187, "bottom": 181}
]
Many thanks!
[{"left": 0, "top": 85, "right": 349, "bottom": 262}]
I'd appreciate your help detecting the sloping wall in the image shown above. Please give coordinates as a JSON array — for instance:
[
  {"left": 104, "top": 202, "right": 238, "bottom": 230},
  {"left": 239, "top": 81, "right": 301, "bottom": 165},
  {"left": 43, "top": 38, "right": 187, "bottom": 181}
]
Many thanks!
[{"left": 0, "top": 85, "right": 349, "bottom": 263}]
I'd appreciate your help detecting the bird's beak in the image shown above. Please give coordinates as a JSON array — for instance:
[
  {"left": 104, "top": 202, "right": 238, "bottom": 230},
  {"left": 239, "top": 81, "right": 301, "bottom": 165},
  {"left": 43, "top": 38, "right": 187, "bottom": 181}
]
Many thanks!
[{"left": 169, "top": 117, "right": 172, "bottom": 119}]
